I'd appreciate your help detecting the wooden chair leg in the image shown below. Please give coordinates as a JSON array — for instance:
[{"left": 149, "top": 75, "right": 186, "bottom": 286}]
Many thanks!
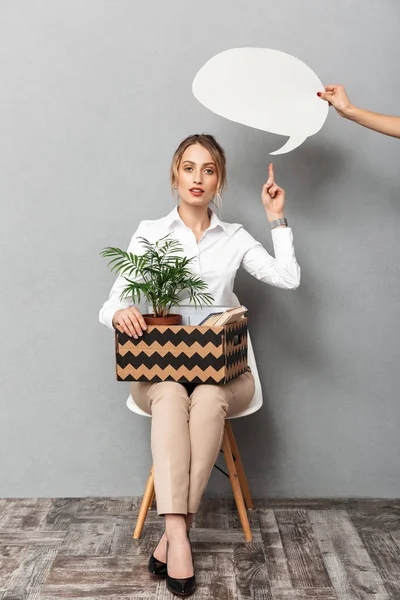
[
  {"left": 133, "top": 465, "right": 155, "bottom": 540},
  {"left": 222, "top": 426, "right": 253, "bottom": 542},
  {"left": 225, "top": 420, "right": 254, "bottom": 510}
]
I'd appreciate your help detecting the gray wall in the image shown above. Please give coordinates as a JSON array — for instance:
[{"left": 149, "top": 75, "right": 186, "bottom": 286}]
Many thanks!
[{"left": 1, "top": 0, "right": 400, "bottom": 498}]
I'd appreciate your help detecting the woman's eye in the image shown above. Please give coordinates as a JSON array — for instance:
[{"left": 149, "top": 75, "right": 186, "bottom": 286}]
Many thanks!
[{"left": 183, "top": 166, "right": 214, "bottom": 174}]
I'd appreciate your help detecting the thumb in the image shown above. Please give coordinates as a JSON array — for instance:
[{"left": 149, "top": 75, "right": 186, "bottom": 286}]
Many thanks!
[{"left": 317, "top": 91, "right": 332, "bottom": 102}]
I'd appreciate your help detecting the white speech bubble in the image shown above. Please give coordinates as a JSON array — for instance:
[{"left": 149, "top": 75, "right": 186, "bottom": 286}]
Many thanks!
[{"left": 192, "top": 48, "right": 328, "bottom": 154}]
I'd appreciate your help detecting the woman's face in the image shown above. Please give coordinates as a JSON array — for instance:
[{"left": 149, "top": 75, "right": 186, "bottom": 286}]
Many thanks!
[{"left": 176, "top": 143, "right": 219, "bottom": 208}]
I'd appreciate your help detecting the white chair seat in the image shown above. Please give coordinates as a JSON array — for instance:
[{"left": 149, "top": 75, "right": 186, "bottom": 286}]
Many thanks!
[{"left": 127, "top": 384, "right": 262, "bottom": 419}]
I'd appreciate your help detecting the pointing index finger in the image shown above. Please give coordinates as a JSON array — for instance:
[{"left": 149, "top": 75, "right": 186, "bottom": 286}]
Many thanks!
[{"left": 268, "top": 162, "right": 275, "bottom": 183}]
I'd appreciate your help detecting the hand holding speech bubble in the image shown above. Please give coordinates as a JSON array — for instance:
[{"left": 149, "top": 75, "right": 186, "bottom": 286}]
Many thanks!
[{"left": 192, "top": 48, "right": 328, "bottom": 155}]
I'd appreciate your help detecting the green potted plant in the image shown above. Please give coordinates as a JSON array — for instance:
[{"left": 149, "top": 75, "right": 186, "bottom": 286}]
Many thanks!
[{"left": 101, "top": 234, "right": 214, "bottom": 325}]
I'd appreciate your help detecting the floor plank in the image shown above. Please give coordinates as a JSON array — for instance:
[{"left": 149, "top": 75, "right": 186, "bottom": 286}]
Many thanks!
[
  {"left": 350, "top": 507, "right": 400, "bottom": 533},
  {"left": 57, "top": 521, "right": 116, "bottom": 556},
  {"left": 0, "top": 499, "right": 53, "bottom": 532},
  {"left": 274, "top": 510, "right": 332, "bottom": 589},
  {"left": 190, "top": 527, "right": 262, "bottom": 543},
  {"left": 0, "top": 532, "right": 66, "bottom": 546},
  {"left": 259, "top": 509, "right": 292, "bottom": 589},
  {"left": 0, "top": 544, "right": 27, "bottom": 588},
  {"left": 193, "top": 498, "right": 230, "bottom": 530},
  {"left": 309, "top": 509, "right": 390, "bottom": 600},
  {"left": 39, "top": 596, "right": 152, "bottom": 600},
  {"left": 41, "top": 555, "right": 158, "bottom": 597},
  {"left": 4, "top": 544, "right": 59, "bottom": 600},
  {"left": 233, "top": 541, "right": 271, "bottom": 599},
  {"left": 271, "top": 590, "right": 337, "bottom": 599},
  {"left": 111, "top": 520, "right": 163, "bottom": 557},
  {"left": 255, "top": 499, "right": 400, "bottom": 511},
  {"left": 42, "top": 498, "right": 110, "bottom": 532},
  {"left": 104, "top": 497, "right": 135, "bottom": 512},
  {"left": 351, "top": 513, "right": 400, "bottom": 600}
]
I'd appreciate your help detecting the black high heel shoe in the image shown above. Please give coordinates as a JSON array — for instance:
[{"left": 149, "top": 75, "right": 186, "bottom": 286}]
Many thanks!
[
  {"left": 166, "top": 535, "right": 196, "bottom": 597},
  {"left": 148, "top": 530, "right": 191, "bottom": 578},
  {"left": 148, "top": 534, "right": 167, "bottom": 577}
]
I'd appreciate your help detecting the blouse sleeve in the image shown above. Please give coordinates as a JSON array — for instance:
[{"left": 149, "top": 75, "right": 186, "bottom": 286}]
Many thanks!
[
  {"left": 99, "top": 221, "right": 146, "bottom": 331},
  {"left": 239, "top": 226, "right": 301, "bottom": 290}
]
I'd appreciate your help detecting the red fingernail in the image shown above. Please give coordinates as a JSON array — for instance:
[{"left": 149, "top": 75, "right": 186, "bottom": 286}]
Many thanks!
[{"left": 317, "top": 92, "right": 322, "bottom": 97}]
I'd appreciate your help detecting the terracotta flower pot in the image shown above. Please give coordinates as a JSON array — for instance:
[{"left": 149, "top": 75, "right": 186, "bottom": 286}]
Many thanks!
[{"left": 143, "top": 313, "right": 182, "bottom": 326}]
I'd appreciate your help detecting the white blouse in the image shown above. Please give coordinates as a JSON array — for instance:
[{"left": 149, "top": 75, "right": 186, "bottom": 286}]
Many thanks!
[
  {"left": 99, "top": 206, "right": 301, "bottom": 402},
  {"left": 99, "top": 205, "right": 300, "bottom": 330}
]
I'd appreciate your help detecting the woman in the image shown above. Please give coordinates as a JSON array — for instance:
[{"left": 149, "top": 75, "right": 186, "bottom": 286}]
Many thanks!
[
  {"left": 318, "top": 85, "right": 400, "bottom": 138},
  {"left": 99, "top": 134, "right": 300, "bottom": 596}
]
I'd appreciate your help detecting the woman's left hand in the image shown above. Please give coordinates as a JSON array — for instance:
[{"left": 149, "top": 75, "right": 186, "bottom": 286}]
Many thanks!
[{"left": 261, "top": 163, "right": 285, "bottom": 220}]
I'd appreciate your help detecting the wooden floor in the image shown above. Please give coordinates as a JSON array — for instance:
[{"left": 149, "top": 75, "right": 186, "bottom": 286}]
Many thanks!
[{"left": 0, "top": 497, "right": 400, "bottom": 599}]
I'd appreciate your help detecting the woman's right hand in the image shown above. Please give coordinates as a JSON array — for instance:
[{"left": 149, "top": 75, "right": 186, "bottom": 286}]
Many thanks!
[
  {"left": 318, "top": 85, "right": 354, "bottom": 118},
  {"left": 112, "top": 307, "right": 147, "bottom": 339}
]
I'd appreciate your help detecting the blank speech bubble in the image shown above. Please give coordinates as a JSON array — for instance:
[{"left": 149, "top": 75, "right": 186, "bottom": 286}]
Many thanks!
[{"left": 192, "top": 48, "right": 328, "bottom": 155}]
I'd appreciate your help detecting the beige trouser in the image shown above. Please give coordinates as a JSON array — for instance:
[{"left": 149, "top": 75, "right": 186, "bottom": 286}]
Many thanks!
[{"left": 130, "top": 369, "right": 255, "bottom": 515}]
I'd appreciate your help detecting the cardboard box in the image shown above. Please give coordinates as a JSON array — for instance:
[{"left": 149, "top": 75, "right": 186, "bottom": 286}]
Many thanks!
[{"left": 115, "top": 317, "right": 248, "bottom": 384}]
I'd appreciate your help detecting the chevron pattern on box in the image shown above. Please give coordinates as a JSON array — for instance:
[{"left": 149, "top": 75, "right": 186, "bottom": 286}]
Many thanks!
[{"left": 115, "top": 318, "right": 248, "bottom": 384}]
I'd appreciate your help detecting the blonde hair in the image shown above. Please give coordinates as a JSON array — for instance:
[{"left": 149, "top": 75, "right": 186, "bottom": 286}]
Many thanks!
[{"left": 170, "top": 133, "right": 227, "bottom": 212}]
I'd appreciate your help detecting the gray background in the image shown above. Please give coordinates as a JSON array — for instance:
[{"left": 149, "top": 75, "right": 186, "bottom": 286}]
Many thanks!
[{"left": 1, "top": 0, "right": 400, "bottom": 498}]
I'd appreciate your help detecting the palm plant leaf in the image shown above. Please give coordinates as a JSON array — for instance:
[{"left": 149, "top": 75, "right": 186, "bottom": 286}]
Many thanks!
[{"left": 101, "top": 233, "right": 215, "bottom": 316}]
